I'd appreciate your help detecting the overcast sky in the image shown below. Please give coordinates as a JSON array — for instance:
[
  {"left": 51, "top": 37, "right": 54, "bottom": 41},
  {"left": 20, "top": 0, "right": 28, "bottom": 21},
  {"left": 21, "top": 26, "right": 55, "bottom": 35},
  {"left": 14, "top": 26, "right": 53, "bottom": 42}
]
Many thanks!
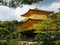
[{"left": 0, "top": 0, "right": 60, "bottom": 21}]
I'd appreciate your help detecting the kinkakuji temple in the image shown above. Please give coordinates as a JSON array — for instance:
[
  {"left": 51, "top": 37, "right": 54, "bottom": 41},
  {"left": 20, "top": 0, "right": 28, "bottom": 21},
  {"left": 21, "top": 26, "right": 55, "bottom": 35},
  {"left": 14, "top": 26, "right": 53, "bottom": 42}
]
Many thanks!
[{"left": 17, "top": 8, "right": 57, "bottom": 40}]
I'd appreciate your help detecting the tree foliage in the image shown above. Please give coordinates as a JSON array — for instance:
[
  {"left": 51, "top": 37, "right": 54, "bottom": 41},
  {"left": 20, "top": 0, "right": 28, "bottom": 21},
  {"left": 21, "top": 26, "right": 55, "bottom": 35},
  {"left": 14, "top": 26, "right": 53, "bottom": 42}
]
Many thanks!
[
  {"left": 35, "top": 31, "right": 60, "bottom": 45},
  {"left": 0, "top": 20, "right": 21, "bottom": 40},
  {"left": 0, "top": 0, "right": 43, "bottom": 8}
]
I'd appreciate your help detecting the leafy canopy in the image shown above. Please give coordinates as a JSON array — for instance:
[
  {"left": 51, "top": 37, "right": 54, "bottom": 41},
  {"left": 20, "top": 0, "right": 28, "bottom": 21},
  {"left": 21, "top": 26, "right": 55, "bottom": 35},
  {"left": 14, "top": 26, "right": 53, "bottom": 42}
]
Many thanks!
[{"left": 0, "top": 0, "right": 43, "bottom": 8}]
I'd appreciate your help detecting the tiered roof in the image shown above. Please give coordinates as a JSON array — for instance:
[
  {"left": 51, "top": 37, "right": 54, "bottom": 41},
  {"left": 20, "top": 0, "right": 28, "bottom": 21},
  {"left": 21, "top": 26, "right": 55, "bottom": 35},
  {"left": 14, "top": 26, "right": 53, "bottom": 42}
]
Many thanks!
[
  {"left": 18, "top": 9, "right": 55, "bottom": 32},
  {"left": 21, "top": 9, "right": 54, "bottom": 17}
]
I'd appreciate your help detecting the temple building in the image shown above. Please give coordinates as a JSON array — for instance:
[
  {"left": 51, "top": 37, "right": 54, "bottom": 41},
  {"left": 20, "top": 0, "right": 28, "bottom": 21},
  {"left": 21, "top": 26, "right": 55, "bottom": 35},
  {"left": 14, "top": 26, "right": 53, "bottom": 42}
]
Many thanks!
[
  {"left": 17, "top": 8, "right": 54, "bottom": 32},
  {"left": 17, "top": 8, "right": 56, "bottom": 40}
]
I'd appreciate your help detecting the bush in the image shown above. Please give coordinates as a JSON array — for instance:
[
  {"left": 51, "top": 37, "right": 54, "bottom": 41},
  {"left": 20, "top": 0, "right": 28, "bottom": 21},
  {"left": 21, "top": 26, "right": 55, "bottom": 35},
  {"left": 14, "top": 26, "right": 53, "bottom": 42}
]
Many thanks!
[{"left": 35, "top": 31, "right": 60, "bottom": 45}]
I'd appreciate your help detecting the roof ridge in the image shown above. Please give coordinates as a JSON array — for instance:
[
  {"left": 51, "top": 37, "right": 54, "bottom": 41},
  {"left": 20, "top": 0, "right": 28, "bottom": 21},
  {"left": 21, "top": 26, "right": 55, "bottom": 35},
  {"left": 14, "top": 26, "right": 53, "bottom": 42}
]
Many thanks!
[
  {"left": 30, "top": 9, "right": 54, "bottom": 13},
  {"left": 21, "top": 9, "right": 54, "bottom": 16}
]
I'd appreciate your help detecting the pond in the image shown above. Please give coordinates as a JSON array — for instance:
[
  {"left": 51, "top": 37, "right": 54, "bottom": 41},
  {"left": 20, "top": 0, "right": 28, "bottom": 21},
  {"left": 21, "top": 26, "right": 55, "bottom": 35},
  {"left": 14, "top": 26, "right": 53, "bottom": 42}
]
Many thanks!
[{"left": 0, "top": 40, "right": 38, "bottom": 45}]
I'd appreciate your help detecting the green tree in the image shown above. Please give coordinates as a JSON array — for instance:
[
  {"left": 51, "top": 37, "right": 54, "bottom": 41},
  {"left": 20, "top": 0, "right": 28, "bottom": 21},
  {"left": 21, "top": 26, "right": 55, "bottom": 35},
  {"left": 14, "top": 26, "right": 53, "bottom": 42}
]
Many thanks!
[
  {"left": 53, "top": 9, "right": 60, "bottom": 30},
  {"left": 56, "top": 12, "right": 60, "bottom": 20},
  {"left": 35, "top": 31, "right": 60, "bottom": 45},
  {"left": 0, "top": 0, "right": 43, "bottom": 8},
  {"left": 0, "top": 20, "right": 19, "bottom": 40}
]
